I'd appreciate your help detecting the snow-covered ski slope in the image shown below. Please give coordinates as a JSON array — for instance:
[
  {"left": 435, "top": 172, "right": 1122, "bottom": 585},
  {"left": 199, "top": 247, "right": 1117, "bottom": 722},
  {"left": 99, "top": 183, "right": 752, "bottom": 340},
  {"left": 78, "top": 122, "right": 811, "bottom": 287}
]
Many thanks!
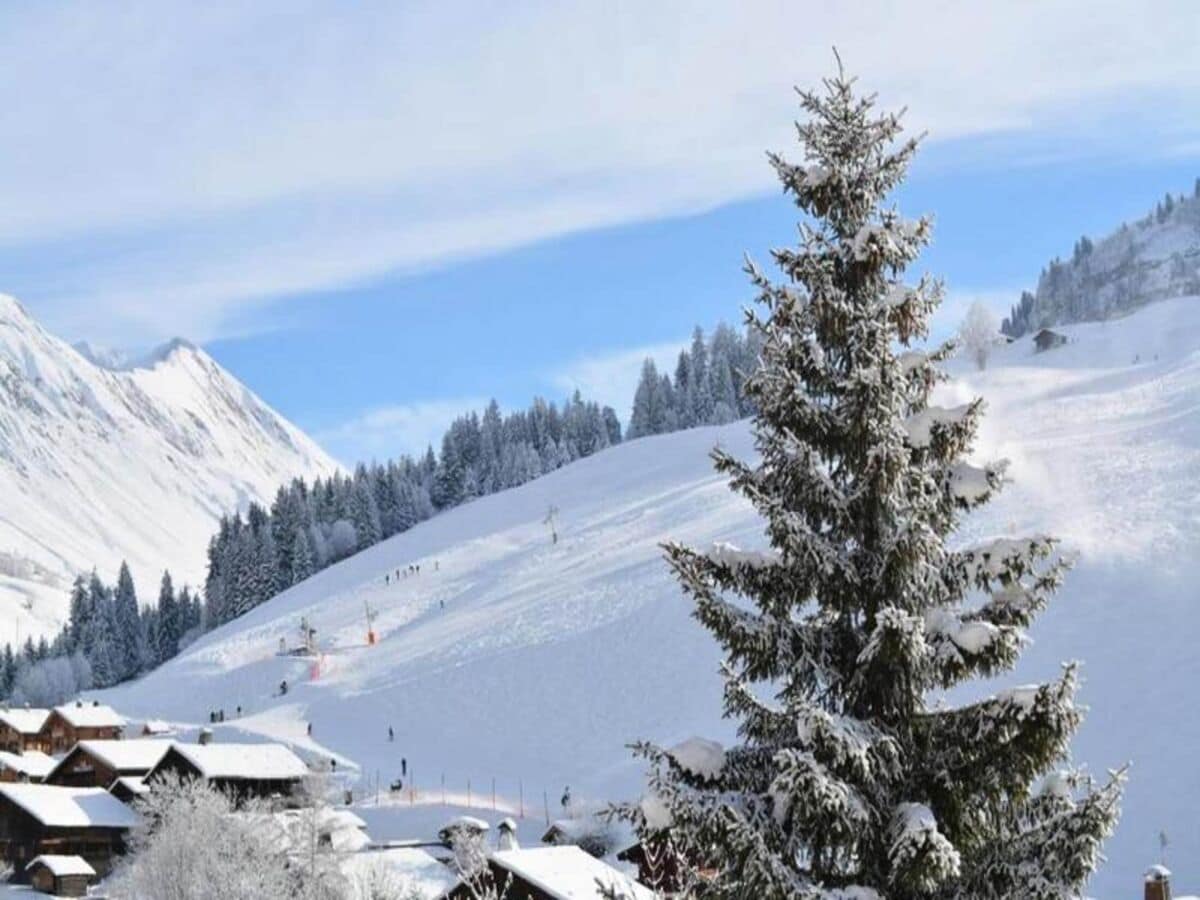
[
  {"left": 0, "top": 296, "right": 337, "bottom": 645},
  {"left": 104, "top": 296, "right": 1200, "bottom": 897}
]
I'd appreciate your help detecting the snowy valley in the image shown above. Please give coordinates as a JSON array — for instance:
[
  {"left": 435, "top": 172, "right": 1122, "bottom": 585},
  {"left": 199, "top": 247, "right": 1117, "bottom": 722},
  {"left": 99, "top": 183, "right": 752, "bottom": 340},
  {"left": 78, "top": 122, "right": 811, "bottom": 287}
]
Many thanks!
[
  {"left": 94, "top": 295, "right": 1200, "bottom": 898},
  {"left": 0, "top": 297, "right": 337, "bottom": 647}
]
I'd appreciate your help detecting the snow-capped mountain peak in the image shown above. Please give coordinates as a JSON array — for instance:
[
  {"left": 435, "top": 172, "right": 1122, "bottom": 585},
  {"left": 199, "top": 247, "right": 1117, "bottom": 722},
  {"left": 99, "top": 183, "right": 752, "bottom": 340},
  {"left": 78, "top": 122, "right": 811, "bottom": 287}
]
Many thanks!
[{"left": 0, "top": 296, "right": 338, "bottom": 645}]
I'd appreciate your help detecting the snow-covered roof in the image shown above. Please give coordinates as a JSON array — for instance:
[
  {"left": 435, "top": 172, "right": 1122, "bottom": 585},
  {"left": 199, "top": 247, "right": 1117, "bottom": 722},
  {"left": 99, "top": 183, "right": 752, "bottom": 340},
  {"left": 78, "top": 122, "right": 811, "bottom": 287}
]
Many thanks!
[
  {"left": 0, "top": 750, "right": 56, "bottom": 778},
  {"left": 53, "top": 703, "right": 125, "bottom": 729},
  {"left": 54, "top": 740, "right": 172, "bottom": 777},
  {"left": 0, "top": 707, "right": 51, "bottom": 735},
  {"left": 492, "top": 846, "right": 655, "bottom": 900},
  {"left": 28, "top": 854, "right": 96, "bottom": 877},
  {"left": 341, "top": 848, "right": 457, "bottom": 900},
  {"left": 140, "top": 719, "right": 174, "bottom": 735},
  {"left": 110, "top": 776, "right": 148, "bottom": 797},
  {"left": 167, "top": 742, "right": 308, "bottom": 781},
  {"left": 0, "top": 784, "right": 139, "bottom": 828}
]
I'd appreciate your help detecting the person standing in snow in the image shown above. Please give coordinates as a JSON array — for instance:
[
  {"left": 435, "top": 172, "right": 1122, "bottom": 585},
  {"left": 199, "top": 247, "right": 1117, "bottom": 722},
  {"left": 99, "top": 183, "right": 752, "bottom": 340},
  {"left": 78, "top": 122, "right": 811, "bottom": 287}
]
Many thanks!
[
  {"left": 307, "top": 722, "right": 312, "bottom": 737},
  {"left": 388, "top": 726, "right": 394, "bottom": 742},
  {"left": 401, "top": 758, "right": 407, "bottom": 777},
  {"left": 280, "top": 679, "right": 288, "bottom": 696}
]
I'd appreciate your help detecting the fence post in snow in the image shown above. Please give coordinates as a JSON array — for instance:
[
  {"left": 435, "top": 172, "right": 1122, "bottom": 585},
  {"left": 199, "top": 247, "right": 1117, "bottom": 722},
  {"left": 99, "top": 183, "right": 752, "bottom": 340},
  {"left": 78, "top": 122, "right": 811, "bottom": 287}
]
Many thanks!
[
  {"left": 492, "top": 778, "right": 496, "bottom": 812},
  {"left": 543, "top": 791, "right": 550, "bottom": 826},
  {"left": 519, "top": 779, "right": 524, "bottom": 819},
  {"left": 467, "top": 778, "right": 472, "bottom": 807},
  {"left": 441, "top": 773, "right": 446, "bottom": 805}
]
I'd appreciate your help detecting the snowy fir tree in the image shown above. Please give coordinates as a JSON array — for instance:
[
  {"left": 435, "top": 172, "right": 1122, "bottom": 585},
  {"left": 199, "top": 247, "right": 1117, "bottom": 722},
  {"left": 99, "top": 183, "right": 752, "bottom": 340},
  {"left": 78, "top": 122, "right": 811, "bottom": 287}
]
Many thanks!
[{"left": 623, "top": 66, "right": 1122, "bottom": 899}]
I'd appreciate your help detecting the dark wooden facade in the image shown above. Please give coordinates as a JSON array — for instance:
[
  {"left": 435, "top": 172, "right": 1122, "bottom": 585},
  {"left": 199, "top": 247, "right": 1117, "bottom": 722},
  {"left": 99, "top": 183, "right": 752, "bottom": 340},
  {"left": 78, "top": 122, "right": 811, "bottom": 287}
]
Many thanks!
[
  {"left": 42, "top": 710, "right": 123, "bottom": 756},
  {"left": 146, "top": 746, "right": 302, "bottom": 803},
  {"left": 0, "top": 713, "right": 51, "bottom": 754},
  {"left": 46, "top": 748, "right": 121, "bottom": 790},
  {"left": 28, "top": 861, "right": 94, "bottom": 897},
  {"left": 0, "top": 798, "right": 127, "bottom": 880}
]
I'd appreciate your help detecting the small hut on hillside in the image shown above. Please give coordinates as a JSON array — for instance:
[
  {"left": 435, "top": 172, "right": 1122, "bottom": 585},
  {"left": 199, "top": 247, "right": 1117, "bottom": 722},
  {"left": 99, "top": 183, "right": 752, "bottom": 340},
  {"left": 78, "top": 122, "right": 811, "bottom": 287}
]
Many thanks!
[
  {"left": 1033, "top": 328, "right": 1067, "bottom": 353},
  {"left": 26, "top": 854, "right": 96, "bottom": 896}
]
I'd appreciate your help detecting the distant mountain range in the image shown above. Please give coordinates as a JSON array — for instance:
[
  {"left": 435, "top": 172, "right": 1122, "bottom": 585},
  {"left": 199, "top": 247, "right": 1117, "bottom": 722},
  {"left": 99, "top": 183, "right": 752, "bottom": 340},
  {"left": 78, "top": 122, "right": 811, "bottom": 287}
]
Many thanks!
[
  {"left": 0, "top": 296, "right": 337, "bottom": 645},
  {"left": 1002, "top": 182, "right": 1200, "bottom": 337}
]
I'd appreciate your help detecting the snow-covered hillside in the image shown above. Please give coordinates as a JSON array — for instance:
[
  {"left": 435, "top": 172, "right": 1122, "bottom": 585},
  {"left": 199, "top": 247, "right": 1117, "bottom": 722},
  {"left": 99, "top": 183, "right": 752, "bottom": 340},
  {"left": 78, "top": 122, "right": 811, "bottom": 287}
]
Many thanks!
[
  {"left": 0, "top": 296, "right": 337, "bottom": 645},
  {"left": 102, "top": 296, "right": 1200, "bottom": 897},
  {"left": 1003, "top": 187, "right": 1200, "bottom": 337}
]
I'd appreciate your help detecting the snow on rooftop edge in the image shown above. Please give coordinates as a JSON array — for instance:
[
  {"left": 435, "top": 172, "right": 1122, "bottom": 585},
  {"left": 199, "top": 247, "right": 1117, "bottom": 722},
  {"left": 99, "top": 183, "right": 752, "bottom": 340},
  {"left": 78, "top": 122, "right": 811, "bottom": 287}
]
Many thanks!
[
  {"left": 492, "top": 846, "right": 655, "bottom": 900},
  {"left": 28, "top": 854, "right": 96, "bottom": 877},
  {"left": 0, "top": 784, "right": 139, "bottom": 829}
]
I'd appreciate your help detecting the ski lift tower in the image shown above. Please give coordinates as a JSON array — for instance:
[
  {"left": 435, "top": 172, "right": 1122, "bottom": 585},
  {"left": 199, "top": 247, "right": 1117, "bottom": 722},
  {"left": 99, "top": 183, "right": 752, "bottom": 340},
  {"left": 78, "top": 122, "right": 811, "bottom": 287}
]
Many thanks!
[{"left": 365, "top": 600, "right": 377, "bottom": 646}]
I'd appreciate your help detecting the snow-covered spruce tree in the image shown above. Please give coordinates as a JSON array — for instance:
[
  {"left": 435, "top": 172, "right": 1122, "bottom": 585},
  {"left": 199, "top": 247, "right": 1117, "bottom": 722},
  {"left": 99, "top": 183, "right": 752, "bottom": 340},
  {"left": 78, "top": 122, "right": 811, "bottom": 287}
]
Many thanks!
[{"left": 625, "top": 68, "right": 1122, "bottom": 899}]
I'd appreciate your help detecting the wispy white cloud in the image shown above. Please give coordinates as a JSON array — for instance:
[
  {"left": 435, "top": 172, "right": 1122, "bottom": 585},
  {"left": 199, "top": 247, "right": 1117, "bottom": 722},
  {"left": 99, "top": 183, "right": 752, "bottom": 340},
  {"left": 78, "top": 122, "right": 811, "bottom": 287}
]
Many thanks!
[
  {"left": 315, "top": 398, "right": 487, "bottom": 466},
  {"left": 1, "top": 1, "right": 1198, "bottom": 343},
  {"left": 551, "top": 339, "right": 689, "bottom": 420}
]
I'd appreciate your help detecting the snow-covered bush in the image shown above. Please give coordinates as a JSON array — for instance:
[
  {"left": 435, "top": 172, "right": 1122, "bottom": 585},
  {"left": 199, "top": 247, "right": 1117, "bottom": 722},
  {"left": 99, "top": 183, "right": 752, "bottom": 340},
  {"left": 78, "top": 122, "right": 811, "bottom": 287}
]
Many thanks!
[
  {"left": 959, "top": 300, "right": 1001, "bottom": 370},
  {"left": 109, "top": 773, "right": 295, "bottom": 900},
  {"left": 10, "top": 653, "right": 92, "bottom": 706}
]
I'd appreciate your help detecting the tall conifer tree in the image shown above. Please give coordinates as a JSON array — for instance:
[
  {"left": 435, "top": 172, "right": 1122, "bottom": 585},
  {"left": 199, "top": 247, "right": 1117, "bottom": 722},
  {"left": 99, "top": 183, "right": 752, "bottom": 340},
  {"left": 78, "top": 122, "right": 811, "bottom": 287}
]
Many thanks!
[{"left": 625, "top": 65, "right": 1121, "bottom": 899}]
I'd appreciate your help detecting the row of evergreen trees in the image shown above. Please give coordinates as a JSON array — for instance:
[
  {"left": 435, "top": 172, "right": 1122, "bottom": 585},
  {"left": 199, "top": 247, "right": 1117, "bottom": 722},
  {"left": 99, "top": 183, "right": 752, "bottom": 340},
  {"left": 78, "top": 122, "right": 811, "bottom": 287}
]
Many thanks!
[
  {"left": 203, "top": 392, "right": 622, "bottom": 628},
  {"left": 626, "top": 323, "right": 760, "bottom": 439},
  {"left": 0, "top": 563, "right": 200, "bottom": 700}
]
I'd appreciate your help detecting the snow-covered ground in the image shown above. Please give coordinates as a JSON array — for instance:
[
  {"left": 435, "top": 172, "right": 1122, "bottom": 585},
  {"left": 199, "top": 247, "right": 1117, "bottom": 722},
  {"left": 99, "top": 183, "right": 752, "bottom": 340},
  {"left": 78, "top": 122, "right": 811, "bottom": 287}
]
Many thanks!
[
  {"left": 101, "top": 296, "right": 1200, "bottom": 897},
  {"left": 0, "top": 296, "right": 337, "bottom": 645}
]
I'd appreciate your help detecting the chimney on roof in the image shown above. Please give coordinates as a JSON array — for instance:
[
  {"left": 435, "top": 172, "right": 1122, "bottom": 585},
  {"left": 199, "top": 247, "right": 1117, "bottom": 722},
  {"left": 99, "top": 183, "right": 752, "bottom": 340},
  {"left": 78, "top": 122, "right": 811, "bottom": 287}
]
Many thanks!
[
  {"left": 198, "top": 728, "right": 213, "bottom": 746},
  {"left": 1146, "top": 865, "right": 1172, "bottom": 900}
]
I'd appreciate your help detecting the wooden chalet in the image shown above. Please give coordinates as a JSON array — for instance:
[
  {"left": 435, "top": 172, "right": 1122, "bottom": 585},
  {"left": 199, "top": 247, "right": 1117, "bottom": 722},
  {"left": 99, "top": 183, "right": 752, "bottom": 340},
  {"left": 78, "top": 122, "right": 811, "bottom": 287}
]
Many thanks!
[
  {"left": 0, "top": 708, "right": 52, "bottom": 754},
  {"left": 0, "top": 750, "right": 56, "bottom": 784},
  {"left": 26, "top": 853, "right": 96, "bottom": 897},
  {"left": 45, "top": 740, "right": 172, "bottom": 790},
  {"left": 42, "top": 703, "right": 125, "bottom": 755},
  {"left": 108, "top": 776, "right": 149, "bottom": 805},
  {"left": 1033, "top": 328, "right": 1067, "bottom": 353},
  {"left": 0, "top": 783, "right": 138, "bottom": 879},
  {"left": 144, "top": 741, "right": 308, "bottom": 802},
  {"left": 443, "top": 846, "right": 654, "bottom": 900}
]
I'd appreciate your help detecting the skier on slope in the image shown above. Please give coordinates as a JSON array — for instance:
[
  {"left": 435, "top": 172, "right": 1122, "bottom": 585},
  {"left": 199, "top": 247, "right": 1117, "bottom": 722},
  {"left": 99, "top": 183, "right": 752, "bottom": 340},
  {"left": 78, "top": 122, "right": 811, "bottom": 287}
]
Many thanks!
[{"left": 388, "top": 726, "right": 394, "bottom": 742}]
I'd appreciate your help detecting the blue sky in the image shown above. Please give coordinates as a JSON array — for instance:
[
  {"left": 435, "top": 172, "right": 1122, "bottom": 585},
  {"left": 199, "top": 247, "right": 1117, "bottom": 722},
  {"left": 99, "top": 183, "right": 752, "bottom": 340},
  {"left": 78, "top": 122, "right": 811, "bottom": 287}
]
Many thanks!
[{"left": 1, "top": 2, "right": 1198, "bottom": 463}]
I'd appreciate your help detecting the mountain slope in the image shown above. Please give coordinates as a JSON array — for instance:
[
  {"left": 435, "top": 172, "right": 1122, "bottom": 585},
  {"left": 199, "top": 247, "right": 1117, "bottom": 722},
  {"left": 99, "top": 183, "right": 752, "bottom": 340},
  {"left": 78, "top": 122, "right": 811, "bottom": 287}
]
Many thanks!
[
  {"left": 1003, "top": 185, "right": 1200, "bottom": 336},
  {"left": 102, "top": 296, "right": 1200, "bottom": 897},
  {"left": 0, "top": 296, "right": 338, "bottom": 644}
]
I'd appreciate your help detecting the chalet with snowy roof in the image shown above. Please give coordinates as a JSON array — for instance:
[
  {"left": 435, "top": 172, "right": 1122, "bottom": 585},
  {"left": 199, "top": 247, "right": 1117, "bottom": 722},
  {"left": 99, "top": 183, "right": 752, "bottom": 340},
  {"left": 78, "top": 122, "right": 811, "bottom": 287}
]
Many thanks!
[
  {"left": 0, "top": 708, "right": 52, "bottom": 754},
  {"left": 1033, "top": 328, "right": 1067, "bottom": 353},
  {"left": 0, "top": 751, "right": 56, "bottom": 784},
  {"left": 46, "top": 740, "right": 172, "bottom": 789},
  {"left": 26, "top": 853, "right": 96, "bottom": 897},
  {"left": 443, "top": 846, "right": 654, "bottom": 900},
  {"left": 0, "top": 783, "right": 138, "bottom": 878},
  {"left": 144, "top": 741, "right": 308, "bottom": 802},
  {"left": 140, "top": 719, "right": 174, "bottom": 737},
  {"left": 42, "top": 702, "right": 124, "bottom": 754},
  {"left": 108, "top": 776, "right": 148, "bottom": 805}
]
